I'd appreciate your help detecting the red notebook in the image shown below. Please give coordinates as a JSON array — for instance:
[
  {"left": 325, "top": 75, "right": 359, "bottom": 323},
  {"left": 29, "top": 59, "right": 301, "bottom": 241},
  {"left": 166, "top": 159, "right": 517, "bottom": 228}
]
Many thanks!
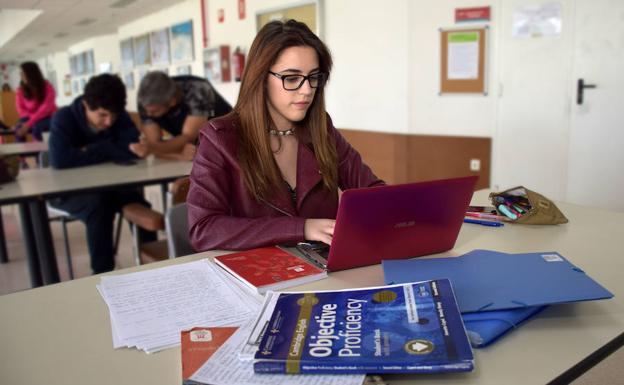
[{"left": 213, "top": 247, "right": 327, "bottom": 294}]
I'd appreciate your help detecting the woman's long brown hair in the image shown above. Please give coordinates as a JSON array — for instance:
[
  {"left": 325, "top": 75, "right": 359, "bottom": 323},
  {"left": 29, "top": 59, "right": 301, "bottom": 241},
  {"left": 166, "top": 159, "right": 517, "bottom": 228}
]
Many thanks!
[
  {"left": 233, "top": 19, "right": 337, "bottom": 202},
  {"left": 19, "top": 62, "right": 46, "bottom": 102}
]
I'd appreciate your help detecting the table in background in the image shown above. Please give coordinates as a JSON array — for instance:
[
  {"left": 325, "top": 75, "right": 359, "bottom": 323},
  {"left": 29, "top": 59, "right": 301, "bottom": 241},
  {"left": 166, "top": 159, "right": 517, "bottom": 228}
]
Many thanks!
[
  {"left": 0, "top": 141, "right": 48, "bottom": 158},
  {"left": 0, "top": 158, "right": 192, "bottom": 287},
  {"left": 0, "top": 141, "right": 49, "bottom": 263},
  {"left": 0, "top": 192, "right": 622, "bottom": 385}
]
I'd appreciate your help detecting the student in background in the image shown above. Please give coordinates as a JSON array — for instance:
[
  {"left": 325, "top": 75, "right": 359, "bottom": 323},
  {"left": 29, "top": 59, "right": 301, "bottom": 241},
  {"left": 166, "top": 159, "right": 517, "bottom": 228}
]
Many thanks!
[
  {"left": 1, "top": 83, "right": 11, "bottom": 92},
  {"left": 14, "top": 61, "right": 57, "bottom": 142},
  {"left": 48, "top": 74, "right": 156, "bottom": 274},
  {"left": 187, "top": 19, "right": 384, "bottom": 251},
  {"left": 129, "top": 71, "right": 232, "bottom": 161}
]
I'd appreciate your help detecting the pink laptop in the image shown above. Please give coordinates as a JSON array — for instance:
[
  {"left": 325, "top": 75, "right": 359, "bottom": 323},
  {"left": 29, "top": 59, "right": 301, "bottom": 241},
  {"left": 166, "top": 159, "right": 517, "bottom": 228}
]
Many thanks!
[{"left": 297, "top": 176, "right": 477, "bottom": 271}]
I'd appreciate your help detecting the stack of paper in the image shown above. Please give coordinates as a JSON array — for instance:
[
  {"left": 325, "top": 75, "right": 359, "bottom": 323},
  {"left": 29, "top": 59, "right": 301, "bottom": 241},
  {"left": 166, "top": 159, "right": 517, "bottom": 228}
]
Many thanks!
[
  {"left": 98, "top": 259, "right": 262, "bottom": 353},
  {"left": 186, "top": 323, "right": 366, "bottom": 385}
]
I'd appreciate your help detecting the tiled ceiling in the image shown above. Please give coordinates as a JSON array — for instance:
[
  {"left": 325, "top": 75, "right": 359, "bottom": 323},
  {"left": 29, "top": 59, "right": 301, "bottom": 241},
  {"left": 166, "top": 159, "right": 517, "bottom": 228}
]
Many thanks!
[{"left": 0, "top": 0, "right": 184, "bottom": 62}]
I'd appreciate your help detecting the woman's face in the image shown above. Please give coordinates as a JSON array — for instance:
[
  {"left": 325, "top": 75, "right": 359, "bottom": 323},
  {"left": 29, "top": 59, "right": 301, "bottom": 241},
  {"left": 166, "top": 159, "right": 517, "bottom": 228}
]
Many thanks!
[
  {"left": 20, "top": 71, "right": 27, "bottom": 84},
  {"left": 266, "top": 46, "right": 320, "bottom": 130}
]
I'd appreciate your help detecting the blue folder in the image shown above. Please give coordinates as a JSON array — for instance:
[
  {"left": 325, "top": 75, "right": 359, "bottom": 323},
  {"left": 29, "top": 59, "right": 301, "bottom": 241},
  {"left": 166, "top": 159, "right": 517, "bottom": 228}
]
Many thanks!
[
  {"left": 383, "top": 249, "right": 613, "bottom": 312},
  {"left": 383, "top": 249, "right": 613, "bottom": 347}
]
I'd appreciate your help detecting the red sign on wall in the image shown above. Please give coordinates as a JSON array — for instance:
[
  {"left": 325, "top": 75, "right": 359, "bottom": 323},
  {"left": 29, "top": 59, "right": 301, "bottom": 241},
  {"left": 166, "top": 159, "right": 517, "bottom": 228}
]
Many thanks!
[
  {"left": 218, "top": 8, "right": 225, "bottom": 23},
  {"left": 456, "top": 7, "right": 491, "bottom": 23},
  {"left": 238, "top": 0, "right": 246, "bottom": 20}
]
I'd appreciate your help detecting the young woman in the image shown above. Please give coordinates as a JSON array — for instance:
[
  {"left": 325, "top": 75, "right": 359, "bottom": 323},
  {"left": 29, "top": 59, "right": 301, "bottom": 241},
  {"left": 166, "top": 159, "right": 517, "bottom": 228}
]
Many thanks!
[
  {"left": 14, "top": 61, "right": 57, "bottom": 142},
  {"left": 187, "top": 20, "right": 384, "bottom": 251}
]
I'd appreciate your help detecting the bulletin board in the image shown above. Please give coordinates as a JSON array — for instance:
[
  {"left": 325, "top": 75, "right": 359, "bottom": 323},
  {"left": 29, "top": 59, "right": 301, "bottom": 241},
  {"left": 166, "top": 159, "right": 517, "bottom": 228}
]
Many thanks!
[{"left": 440, "top": 27, "right": 488, "bottom": 94}]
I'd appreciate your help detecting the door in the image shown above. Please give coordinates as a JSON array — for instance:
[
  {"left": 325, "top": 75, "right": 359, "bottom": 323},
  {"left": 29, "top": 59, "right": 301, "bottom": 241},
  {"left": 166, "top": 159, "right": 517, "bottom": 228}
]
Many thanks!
[
  {"left": 494, "top": 0, "right": 575, "bottom": 202},
  {"left": 566, "top": 0, "right": 624, "bottom": 210}
]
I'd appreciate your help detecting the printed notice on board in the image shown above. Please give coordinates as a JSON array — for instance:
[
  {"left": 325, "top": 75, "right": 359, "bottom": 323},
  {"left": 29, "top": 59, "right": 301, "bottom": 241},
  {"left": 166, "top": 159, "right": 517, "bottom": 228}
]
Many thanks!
[{"left": 447, "top": 32, "right": 479, "bottom": 80}]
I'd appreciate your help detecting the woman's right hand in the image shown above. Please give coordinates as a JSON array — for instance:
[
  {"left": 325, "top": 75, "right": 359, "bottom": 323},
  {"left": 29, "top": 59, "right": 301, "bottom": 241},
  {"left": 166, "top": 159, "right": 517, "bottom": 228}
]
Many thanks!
[{"left": 304, "top": 219, "right": 335, "bottom": 245}]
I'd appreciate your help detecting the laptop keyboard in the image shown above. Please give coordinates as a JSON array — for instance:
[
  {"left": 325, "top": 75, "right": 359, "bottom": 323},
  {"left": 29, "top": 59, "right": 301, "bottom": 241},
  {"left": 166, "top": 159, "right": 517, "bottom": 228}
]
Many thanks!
[{"left": 296, "top": 242, "right": 330, "bottom": 269}]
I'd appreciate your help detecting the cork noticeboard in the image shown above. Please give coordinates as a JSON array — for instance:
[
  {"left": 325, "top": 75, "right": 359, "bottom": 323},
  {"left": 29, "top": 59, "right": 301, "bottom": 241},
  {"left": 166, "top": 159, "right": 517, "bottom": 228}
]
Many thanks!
[{"left": 440, "top": 27, "right": 488, "bottom": 94}]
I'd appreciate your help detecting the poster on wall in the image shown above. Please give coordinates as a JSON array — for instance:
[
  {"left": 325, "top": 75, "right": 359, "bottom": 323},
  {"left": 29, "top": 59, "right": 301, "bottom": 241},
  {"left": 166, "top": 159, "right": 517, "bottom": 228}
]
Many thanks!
[
  {"left": 76, "top": 54, "right": 85, "bottom": 75},
  {"left": 84, "top": 50, "right": 95, "bottom": 75},
  {"left": 203, "top": 48, "right": 222, "bottom": 82},
  {"left": 123, "top": 71, "right": 135, "bottom": 90},
  {"left": 176, "top": 65, "right": 192, "bottom": 75},
  {"left": 512, "top": 3, "right": 562, "bottom": 38},
  {"left": 63, "top": 76, "right": 71, "bottom": 96},
  {"left": 69, "top": 55, "right": 78, "bottom": 76},
  {"left": 133, "top": 34, "right": 152, "bottom": 66},
  {"left": 120, "top": 38, "right": 135, "bottom": 71},
  {"left": 150, "top": 28, "right": 171, "bottom": 66},
  {"left": 170, "top": 20, "right": 195, "bottom": 62}
]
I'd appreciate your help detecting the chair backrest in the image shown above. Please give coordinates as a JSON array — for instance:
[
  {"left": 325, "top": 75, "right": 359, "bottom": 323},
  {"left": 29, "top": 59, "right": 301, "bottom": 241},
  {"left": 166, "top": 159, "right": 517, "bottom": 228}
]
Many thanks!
[{"left": 164, "top": 202, "right": 195, "bottom": 258}]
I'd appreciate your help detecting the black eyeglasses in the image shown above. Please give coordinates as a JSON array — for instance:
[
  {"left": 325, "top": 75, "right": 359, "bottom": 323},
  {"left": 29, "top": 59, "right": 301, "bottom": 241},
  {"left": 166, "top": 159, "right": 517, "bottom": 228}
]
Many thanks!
[{"left": 268, "top": 71, "right": 326, "bottom": 91}]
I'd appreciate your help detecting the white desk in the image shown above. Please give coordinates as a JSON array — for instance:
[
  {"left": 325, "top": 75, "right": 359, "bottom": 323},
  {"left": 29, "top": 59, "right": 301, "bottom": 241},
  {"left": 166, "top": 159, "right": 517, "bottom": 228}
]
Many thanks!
[
  {"left": 0, "top": 159, "right": 192, "bottom": 286},
  {"left": 0, "top": 192, "right": 622, "bottom": 385},
  {"left": 0, "top": 141, "right": 48, "bottom": 157}
]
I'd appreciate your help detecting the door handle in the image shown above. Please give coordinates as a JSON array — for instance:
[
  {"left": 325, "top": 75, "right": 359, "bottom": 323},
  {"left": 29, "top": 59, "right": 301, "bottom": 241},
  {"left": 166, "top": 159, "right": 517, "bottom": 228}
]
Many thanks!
[{"left": 577, "top": 78, "right": 597, "bottom": 105}]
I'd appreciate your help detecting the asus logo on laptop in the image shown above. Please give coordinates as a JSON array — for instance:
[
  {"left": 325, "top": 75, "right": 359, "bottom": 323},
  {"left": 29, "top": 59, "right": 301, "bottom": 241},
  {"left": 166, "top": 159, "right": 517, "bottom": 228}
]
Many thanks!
[{"left": 394, "top": 221, "right": 416, "bottom": 229}]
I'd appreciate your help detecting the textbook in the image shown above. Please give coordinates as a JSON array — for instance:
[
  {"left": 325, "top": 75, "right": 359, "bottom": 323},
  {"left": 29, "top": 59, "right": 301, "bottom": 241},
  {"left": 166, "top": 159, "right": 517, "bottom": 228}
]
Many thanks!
[
  {"left": 214, "top": 247, "right": 327, "bottom": 294},
  {"left": 252, "top": 280, "right": 474, "bottom": 374}
]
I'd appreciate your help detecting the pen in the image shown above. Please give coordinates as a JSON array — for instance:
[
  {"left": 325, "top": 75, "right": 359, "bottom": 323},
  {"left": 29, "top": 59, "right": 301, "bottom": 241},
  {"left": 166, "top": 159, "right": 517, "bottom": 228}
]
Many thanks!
[{"left": 463, "top": 218, "right": 505, "bottom": 227}]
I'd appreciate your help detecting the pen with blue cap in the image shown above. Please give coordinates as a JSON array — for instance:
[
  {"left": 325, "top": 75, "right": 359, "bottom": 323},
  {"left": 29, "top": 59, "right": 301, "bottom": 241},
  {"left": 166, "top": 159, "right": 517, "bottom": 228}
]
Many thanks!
[{"left": 463, "top": 218, "right": 505, "bottom": 227}]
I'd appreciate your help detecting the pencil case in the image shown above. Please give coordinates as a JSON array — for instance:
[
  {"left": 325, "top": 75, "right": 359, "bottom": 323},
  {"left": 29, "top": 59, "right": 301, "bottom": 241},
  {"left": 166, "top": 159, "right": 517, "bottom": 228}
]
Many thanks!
[{"left": 489, "top": 186, "right": 568, "bottom": 225}]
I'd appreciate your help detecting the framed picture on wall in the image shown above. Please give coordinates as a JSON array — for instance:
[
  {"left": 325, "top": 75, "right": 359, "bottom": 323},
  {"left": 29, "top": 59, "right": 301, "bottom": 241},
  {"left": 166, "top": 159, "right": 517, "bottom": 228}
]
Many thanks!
[
  {"left": 170, "top": 20, "right": 195, "bottom": 62},
  {"left": 133, "top": 34, "right": 152, "bottom": 66},
  {"left": 123, "top": 71, "right": 135, "bottom": 90},
  {"left": 63, "top": 76, "right": 71, "bottom": 96},
  {"left": 176, "top": 65, "right": 192, "bottom": 75},
  {"left": 69, "top": 55, "right": 78, "bottom": 76},
  {"left": 256, "top": 1, "right": 320, "bottom": 35},
  {"left": 150, "top": 28, "right": 170, "bottom": 66},
  {"left": 84, "top": 50, "right": 95, "bottom": 75},
  {"left": 203, "top": 45, "right": 231, "bottom": 83},
  {"left": 120, "top": 38, "right": 135, "bottom": 71},
  {"left": 76, "top": 54, "right": 85, "bottom": 75}
]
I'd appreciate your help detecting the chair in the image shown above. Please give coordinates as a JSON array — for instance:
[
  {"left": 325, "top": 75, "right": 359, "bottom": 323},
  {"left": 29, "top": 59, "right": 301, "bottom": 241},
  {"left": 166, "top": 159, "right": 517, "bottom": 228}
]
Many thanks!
[
  {"left": 122, "top": 177, "right": 193, "bottom": 264},
  {"left": 39, "top": 151, "right": 122, "bottom": 278}
]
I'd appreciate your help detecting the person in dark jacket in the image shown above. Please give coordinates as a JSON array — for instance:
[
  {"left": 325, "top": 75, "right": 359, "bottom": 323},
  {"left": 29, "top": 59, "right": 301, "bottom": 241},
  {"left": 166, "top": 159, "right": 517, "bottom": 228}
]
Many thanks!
[
  {"left": 48, "top": 74, "right": 156, "bottom": 274},
  {"left": 129, "top": 72, "right": 231, "bottom": 161}
]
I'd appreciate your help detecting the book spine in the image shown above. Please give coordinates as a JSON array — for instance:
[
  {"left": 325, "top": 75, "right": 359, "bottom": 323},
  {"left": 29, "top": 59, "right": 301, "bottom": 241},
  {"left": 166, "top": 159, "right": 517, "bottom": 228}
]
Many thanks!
[{"left": 254, "top": 360, "right": 473, "bottom": 374}]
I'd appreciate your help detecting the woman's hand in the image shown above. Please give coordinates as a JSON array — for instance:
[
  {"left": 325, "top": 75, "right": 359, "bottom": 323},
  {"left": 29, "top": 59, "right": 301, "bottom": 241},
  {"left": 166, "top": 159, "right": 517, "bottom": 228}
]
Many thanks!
[{"left": 304, "top": 219, "right": 335, "bottom": 245}]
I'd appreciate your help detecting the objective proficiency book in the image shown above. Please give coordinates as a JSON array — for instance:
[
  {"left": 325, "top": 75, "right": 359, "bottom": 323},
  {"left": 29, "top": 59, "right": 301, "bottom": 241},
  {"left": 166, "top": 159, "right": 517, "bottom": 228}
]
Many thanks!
[{"left": 252, "top": 280, "right": 474, "bottom": 374}]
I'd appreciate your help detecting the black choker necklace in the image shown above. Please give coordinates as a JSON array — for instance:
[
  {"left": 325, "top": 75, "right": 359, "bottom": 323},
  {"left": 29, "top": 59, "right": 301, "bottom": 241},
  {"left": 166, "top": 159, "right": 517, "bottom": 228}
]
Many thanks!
[{"left": 268, "top": 127, "right": 296, "bottom": 136}]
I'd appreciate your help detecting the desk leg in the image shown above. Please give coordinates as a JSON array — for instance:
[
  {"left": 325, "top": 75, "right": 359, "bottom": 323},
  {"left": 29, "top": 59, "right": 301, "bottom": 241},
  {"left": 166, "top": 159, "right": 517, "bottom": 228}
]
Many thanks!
[
  {"left": 160, "top": 183, "right": 168, "bottom": 212},
  {"left": 18, "top": 203, "right": 43, "bottom": 287},
  {"left": 28, "top": 200, "right": 60, "bottom": 285},
  {"left": 0, "top": 213, "right": 8, "bottom": 264}
]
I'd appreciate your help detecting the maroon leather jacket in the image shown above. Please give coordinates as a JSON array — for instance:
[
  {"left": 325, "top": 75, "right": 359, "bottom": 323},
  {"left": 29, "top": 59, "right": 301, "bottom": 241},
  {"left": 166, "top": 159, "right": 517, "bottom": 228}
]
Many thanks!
[{"left": 187, "top": 114, "right": 384, "bottom": 251}]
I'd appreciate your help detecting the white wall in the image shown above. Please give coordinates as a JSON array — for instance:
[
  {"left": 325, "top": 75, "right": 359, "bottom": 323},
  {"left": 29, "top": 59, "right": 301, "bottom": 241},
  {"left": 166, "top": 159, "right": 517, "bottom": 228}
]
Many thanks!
[
  {"left": 325, "top": 0, "right": 409, "bottom": 133},
  {"left": 408, "top": 0, "right": 499, "bottom": 138}
]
